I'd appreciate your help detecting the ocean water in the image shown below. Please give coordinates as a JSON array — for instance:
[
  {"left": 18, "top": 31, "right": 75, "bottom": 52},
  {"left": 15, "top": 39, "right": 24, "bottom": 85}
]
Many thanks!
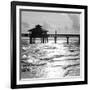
[{"left": 20, "top": 37, "right": 80, "bottom": 79}]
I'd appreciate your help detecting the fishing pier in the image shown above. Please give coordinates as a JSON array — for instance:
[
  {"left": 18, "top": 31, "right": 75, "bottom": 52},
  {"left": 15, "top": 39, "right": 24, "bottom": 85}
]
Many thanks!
[{"left": 21, "top": 24, "right": 80, "bottom": 44}]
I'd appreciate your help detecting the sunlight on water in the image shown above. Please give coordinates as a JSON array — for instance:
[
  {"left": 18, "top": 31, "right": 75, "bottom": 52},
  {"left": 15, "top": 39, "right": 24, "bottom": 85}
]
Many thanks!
[{"left": 20, "top": 37, "right": 80, "bottom": 79}]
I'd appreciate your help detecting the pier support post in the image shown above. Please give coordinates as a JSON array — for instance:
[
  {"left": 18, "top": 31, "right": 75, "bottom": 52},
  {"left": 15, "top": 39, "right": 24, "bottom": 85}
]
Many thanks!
[
  {"left": 30, "top": 36, "right": 32, "bottom": 44},
  {"left": 42, "top": 37, "right": 44, "bottom": 43},
  {"left": 66, "top": 36, "right": 69, "bottom": 44},
  {"left": 54, "top": 30, "right": 57, "bottom": 43},
  {"left": 54, "top": 36, "right": 57, "bottom": 43},
  {"left": 29, "top": 33, "right": 32, "bottom": 44}
]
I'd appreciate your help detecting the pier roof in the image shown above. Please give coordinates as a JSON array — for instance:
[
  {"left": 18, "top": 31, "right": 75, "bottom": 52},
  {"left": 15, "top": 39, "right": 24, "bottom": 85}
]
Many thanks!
[{"left": 28, "top": 24, "right": 48, "bottom": 33}]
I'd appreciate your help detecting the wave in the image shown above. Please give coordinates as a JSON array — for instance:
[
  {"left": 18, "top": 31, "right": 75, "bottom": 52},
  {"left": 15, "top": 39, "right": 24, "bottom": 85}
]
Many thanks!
[{"left": 20, "top": 38, "right": 80, "bottom": 79}]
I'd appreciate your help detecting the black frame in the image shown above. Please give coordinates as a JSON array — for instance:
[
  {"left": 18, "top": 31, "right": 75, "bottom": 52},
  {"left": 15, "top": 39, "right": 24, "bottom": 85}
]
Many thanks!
[{"left": 11, "top": 1, "right": 88, "bottom": 89}]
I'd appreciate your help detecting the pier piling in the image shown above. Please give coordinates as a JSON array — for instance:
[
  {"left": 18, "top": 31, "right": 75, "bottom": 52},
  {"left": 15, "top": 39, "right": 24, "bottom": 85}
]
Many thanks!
[
  {"left": 23, "top": 33, "right": 80, "bottom": 44},
  {"left": 54, "top": 30, "right": 57, "bottom": 43},
  {"left": 30, "top": 37, "right": 32, "bottom": 44},
  {"left": 66, "top": 36, "right": 69, "bottom": 44}
]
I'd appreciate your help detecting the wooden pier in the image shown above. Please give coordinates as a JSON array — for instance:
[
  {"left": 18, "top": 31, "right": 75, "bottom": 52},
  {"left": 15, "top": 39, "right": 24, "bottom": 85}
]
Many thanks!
[
  {"left": 21, "top": 33, "right": 80, "bottom": 44},
  {"left": 48, "top": 34, "right": 80, "bottom": 44},
  {"left": 21, "top": 25, "right": 80, "bottom": 44}
]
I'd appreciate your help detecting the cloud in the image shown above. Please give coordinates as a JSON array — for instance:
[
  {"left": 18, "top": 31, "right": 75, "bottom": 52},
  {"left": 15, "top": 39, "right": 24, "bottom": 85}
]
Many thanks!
[
  {"left": 42, "top": 14, "right": 73, "bottom": 34},
  {"left": 21, "top": 11, "right": 80, "bottom": 34},
  {"left": 42, "top": 22, "right": 58, "bottom": 33},
  {"left": 21, "top": 22, "right": 30, "bottom": 33},
  {"left": 68, "top": 14, "right": 80, "bottom": 33}
]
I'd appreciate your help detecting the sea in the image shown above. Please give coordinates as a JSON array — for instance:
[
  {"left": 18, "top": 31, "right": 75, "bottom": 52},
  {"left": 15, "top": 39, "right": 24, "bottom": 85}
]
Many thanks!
[{"left": 20, "top": 37, "right": 80, "bottom": 79}]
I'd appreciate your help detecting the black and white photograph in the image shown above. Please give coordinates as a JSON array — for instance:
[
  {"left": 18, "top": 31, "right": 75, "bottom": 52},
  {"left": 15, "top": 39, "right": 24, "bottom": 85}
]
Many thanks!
[
  {"left": 11, "top": 1, "right": 87, "bottom": 89},
  {"left": 20, "top": 10, "right": 81, "bottom": 79}
]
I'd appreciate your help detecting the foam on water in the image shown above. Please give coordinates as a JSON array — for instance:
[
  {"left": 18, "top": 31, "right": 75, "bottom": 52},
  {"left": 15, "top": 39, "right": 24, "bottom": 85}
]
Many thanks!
[{"left": 20, "top": 37, "right": 80, "bottom": 79}]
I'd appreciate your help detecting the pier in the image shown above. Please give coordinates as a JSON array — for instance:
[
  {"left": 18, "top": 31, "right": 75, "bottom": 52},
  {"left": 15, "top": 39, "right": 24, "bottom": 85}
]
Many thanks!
[
  {"left": 21, "top": 24, "right": 80, "bottom": 44},
  {"left": 21, "top": 33, "right": 80, "bottom": 44},
  {"left": 48, "top": 34, "right": 80, "bottom": 44}
]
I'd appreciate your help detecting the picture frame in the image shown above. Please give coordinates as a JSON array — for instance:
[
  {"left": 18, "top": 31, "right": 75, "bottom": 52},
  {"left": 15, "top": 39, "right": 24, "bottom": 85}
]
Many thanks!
[{"left": 11, "top": 1, "right": 88, "bottom": 89}]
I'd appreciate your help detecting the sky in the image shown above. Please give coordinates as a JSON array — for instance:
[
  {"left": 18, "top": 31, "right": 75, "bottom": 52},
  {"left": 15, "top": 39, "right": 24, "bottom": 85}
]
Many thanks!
[{"left": 21, "top": 10, "right": 80, "bottom": 34}]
